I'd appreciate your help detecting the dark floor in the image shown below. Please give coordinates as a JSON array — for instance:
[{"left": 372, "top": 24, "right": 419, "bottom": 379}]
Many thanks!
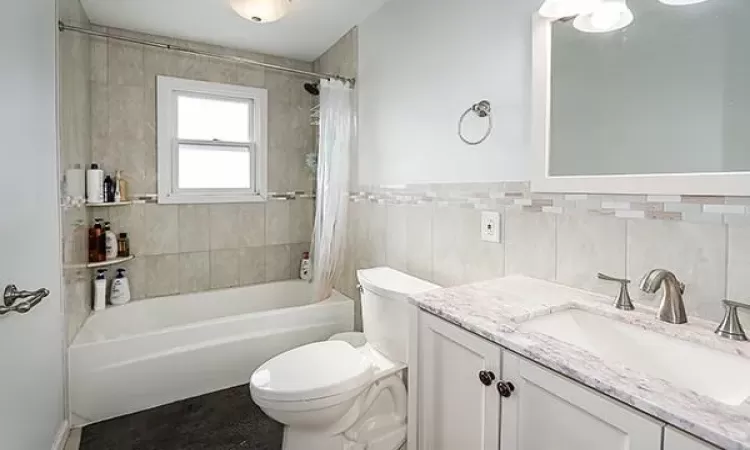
[{"left": 80, "top": 386, "right": 283, "bottom": 450}]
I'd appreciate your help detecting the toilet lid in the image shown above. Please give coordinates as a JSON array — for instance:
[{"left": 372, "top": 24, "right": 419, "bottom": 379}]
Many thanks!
[{"left": 250, "top": 341, "right": 374, "bottom": 402}]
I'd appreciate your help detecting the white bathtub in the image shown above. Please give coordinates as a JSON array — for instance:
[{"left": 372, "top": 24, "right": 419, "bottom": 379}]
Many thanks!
[{"left": 69, "top": 280, "right": 354, "bottom": 425}]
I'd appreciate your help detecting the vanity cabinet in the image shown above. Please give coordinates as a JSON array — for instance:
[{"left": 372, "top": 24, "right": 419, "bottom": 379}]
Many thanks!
[
  {"left": 416, "top": 311, "right": 501, "bottom": 450},
  {"left": 413, "top": 309, "right": 680, "bottom": 450},
  {"left": 500, "top": 351, "right": 663, "bottom": 450},
  {"left": 663, "top": 427, "right": 720, "bottom": 450}
]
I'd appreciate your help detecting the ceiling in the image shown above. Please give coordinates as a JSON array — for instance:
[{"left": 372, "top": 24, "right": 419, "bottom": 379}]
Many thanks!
[{"left": 79, "top": 0, "right": 391, "bottom": 61}]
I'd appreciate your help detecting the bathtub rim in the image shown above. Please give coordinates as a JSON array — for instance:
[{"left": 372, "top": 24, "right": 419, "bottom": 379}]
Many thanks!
[{"left": 70, "top": 288, "right": 352, "bottom": 349}]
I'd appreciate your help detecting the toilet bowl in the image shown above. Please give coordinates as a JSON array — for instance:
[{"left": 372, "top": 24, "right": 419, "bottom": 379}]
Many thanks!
[{"left": 249, "top": 267, "right": 439, "bottom": 450}]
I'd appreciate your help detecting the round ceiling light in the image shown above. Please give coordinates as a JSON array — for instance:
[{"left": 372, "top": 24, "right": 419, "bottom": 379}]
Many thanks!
[{"left": 230, "top": 0, "right": 291, "bottom": 23}]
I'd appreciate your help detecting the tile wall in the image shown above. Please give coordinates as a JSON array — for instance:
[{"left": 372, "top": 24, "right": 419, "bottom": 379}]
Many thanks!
[
  {"left": 61, "top": 25, "right": 317, "bottom": 339},
  {"left": 339, "top": 183, "right": 750, "bottom": 329}
]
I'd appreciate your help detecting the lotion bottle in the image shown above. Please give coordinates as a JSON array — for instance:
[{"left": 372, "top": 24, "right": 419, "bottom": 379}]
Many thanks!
[
  {"left": 86, "top": 163, "right": 104, "bottom": 204},
  {"left": 93, "top": 269, "right": 108, "bottom": 311},
  {"left": 110, "top": 269, "right": 131, "bottom": 306},
  {"left": 104, "top": 222, "right": 118, "bottom": 260}
]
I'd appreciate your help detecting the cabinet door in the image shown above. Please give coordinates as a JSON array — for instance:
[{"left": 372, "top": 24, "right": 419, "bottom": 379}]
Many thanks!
[
  {"left": 500, "top": 351, "right": 663, "bottom": 450},
  {"left": 417, "top": 311, "right": 502, "bottom": 450},
  {"left": 664, "top": 427, "right": 720, "bottom": 450}
]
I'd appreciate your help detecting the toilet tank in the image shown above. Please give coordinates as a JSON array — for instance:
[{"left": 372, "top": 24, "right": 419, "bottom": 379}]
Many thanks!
[{"left": 357, "top": 267, "right": 439, "bottom": 364}]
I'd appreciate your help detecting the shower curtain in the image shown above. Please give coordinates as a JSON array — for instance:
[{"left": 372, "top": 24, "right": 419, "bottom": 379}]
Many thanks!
[{"left": 312, "top": 79, "right": 354, "bottom": 302}]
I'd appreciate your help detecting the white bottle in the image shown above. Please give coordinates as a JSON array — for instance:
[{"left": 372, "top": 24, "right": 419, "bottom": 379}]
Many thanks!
[
  {"left": 104, "top": 222, "right": 118, "bottom": 260},
  {"left": 110, "top": 268, "right": 131, "bottom": 306},
  {"left": 300, "top": 252, "right": 312, "bottom": 281},
  {"left": 86, "top": 163, "right": 104, "bottom": 204},
  {"left": 93, "top": 269, "right": 108, "bottom": 311}
]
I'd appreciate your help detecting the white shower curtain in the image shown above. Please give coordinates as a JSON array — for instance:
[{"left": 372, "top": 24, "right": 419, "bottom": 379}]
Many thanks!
[{"left": 312, "top": 79, "right": 353, "bottom": 302}]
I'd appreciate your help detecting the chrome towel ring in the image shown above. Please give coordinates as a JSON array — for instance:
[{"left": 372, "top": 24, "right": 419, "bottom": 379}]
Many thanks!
[{"left": 458, "top": 100, "right": 492, "bottom": 145}]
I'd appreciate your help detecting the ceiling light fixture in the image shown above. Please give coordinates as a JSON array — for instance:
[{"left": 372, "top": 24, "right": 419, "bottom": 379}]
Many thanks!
[
  {"left": 573, "top": 0, "right": 634, "bottom": 33},
  {"left": 538, "top": 0, "right": 601, "bottom": 19},
  {"left": 658, "top": 0, "right": 709, "bottom": 5},
  {"left": 230, "top": 0, "right": 291, "bottom": 24}
]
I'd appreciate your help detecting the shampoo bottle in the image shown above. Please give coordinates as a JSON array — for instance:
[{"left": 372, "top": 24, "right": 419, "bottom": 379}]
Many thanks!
[
  {"left": 86, "top": 163, "right": 104, "bottom": 204},
  {"left": 110, "top": 269, "right": 131, "bottom": 306},
  {"left": 104, "top": 222, "right": 118, "bottom": 260},
  {"left": 93, "top": 269, "right": 108, "bottom": 311}
]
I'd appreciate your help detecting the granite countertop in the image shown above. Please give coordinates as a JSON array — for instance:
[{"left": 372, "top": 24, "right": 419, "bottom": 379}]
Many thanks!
[{"left": 409, "top": 275, "right": 750, "bottom": 450}]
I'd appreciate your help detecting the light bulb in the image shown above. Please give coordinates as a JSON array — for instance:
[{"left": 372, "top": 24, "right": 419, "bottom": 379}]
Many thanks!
[
  {"left": 590, "top": 3, "right": 622, "bottom": 29},
  {"left": 230, "top": 0, "right": 291, "bottom": 23},
  {"left": 573, "top": 0, "right": 634, "bottom": 33},
  {"left": 539, "top": 0, "right": 601, "bottom": 19}
]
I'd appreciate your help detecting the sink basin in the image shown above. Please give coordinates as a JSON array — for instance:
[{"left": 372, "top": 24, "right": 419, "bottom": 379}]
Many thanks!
[{"left": 518, "top": 309, "right": 750, "bottom": 406}]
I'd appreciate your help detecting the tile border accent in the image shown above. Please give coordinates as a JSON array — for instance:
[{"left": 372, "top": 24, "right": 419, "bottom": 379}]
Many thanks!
[{"left": 350, "top": 182, "right": 750, "bottom": 226}]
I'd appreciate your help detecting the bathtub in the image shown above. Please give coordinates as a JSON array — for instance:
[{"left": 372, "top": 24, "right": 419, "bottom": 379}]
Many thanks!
[{"left": 69, "top": 280, "right": 354, "bottom": 425}]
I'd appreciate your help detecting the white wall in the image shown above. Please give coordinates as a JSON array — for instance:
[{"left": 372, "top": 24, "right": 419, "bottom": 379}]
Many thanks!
[
  {"left": 357, "top": 0, "right": 539, "bottom": 186},
  {"left": 0, "top": 0, "right": 66, "bottom": 448}
]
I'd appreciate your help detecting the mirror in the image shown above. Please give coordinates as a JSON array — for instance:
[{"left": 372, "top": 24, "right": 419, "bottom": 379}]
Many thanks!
[{"left": 534, "top": 0, "right": 750, "bottom": 195}]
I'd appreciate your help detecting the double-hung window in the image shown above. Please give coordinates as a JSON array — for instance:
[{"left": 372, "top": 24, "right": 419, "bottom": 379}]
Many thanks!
[{"left": 157, "top": 76, "right": 268, "bottom": 204}]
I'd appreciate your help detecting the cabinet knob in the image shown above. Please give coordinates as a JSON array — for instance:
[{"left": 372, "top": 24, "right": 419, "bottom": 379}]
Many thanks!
[
  {"left": 478, "top": 370, "right": 496, "bottom": 386},
  {"left": 497, "top": 381, "right": 515, "bottom": 398}
]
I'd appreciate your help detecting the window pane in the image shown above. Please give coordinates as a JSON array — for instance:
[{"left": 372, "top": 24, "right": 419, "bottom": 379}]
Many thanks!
[
  {"left": 177, "top": 95, "right": 253, "bottom": 142},
  {"left": 178, "top": 144, "right": 252, "bottom": 190}
]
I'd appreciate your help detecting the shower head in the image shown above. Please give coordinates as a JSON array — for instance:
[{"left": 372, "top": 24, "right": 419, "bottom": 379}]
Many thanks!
[{"left": 304, "top": 82, "right": 320, "bottom": 96}]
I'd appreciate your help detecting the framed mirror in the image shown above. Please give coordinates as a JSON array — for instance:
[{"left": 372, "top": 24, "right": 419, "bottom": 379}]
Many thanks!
[{"left": 532, "top": 0, "right": 750, "bottom": 195}]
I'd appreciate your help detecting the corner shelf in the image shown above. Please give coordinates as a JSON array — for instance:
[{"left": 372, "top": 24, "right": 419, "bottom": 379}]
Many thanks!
[
  {"left": 65, "top": 256, "right": 135, "bottom": 270},
  {"left": 86, "top": 201, "right": 133, "bottom": 207}
]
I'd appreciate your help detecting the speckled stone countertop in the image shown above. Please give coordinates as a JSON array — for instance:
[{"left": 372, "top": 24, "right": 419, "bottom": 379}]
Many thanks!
[{"left": 409, "top": 276, "right": 750, "bottom": 450}]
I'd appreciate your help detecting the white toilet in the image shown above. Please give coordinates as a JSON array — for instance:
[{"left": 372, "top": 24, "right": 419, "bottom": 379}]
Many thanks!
[{"left": 249, "top": 267, "right": 438, "bottom": 450}]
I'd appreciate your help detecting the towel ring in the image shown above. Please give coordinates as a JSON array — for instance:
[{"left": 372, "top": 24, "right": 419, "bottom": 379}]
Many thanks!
[{"left": 458, "top": 100, "right": 493, "bottom": 145}]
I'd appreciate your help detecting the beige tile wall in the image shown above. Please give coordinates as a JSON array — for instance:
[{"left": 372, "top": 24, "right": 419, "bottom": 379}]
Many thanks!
[
  {"left": 61, "top": 25, "right": 318, "bottom": 339},
  {"left": 344, "top": 192, "right": 750, "bottom": 329},
  {"left": 59, "top": 0, "right": 92, "bottom": 343}
]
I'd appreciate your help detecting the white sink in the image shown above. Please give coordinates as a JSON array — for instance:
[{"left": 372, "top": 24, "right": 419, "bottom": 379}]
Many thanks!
[{"left": 518, "top": 309, "right": 750, "bottom": 406}]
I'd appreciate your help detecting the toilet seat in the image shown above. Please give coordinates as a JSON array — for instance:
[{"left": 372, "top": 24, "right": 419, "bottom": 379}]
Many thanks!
[{"left": 250, "top": 341, "right": 375, "bottom": 407}]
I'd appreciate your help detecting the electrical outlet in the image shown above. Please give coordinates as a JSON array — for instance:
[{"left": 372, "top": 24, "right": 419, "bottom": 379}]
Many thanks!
[{"left": 480, "top": 211, "right": 501, "bottom": 243}]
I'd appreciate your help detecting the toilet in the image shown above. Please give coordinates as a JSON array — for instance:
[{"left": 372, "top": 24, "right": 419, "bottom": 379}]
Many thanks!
[{"left": 249, "top": 267, "right": 439, "bottom": 450}]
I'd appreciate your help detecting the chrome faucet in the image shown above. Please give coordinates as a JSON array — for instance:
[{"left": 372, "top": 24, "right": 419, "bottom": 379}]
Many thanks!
[{"left": 639, "top": 269, "right": 687, "bottom": 324}]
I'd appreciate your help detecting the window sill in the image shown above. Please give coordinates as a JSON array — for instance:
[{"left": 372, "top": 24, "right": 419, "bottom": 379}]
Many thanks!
[{"left": 157, "top": 192, "right": 267, "bottom": 205}]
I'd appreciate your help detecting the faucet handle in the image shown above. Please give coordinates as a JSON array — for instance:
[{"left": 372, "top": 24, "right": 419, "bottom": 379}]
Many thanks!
[
  {"left": 597, "top": 273, "right": 634, "bottom": 311},
  {"left": 715, "top": 300, "right": 749, "bottom": 341}
]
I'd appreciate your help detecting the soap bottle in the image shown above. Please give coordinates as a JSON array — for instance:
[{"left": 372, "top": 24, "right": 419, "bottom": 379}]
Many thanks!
[
  {"left": 104, "top": 222, "right": 118, "bottom": 260},
  {"left": 300, "top": 252, "right": 312, "bottom": 281},
  {"left": 93, "top": 269, "right": 108, "bottom": 311},
  {"left": 110, "top": 269, "right": 131, "bottom": 306},
  {"left": 89, "top": 219, "right": 105, "bottom": 262},
  {"left": 114, "top": 170, "right": 123, "bottom": 202}
]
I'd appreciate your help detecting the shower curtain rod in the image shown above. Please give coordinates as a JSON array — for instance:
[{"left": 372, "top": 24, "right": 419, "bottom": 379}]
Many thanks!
[{"left": 58, "top": 21, "right": 356, "bottom": 85}]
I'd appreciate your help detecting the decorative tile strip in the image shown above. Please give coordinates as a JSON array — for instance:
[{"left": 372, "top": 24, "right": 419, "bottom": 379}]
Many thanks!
[{"left": 348, "top": 181, "right": 750, "bottom": 226}]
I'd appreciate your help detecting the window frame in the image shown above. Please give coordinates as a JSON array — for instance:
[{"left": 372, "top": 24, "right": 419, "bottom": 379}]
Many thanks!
[{"left": 157, "top": 76, "right": 268, "bottom": 204}]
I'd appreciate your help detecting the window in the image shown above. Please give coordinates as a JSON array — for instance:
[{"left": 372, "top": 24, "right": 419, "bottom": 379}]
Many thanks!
[{"left": 157, "top": 76, "right": 267, "bottom": 204}]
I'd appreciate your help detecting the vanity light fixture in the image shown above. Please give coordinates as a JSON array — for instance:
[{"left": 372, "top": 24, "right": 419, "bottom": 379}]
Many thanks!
[
  {"left": 658, "top": 0, "right": 709, "bottom": 4},
  {"left": 538, "top": 0, "right": 601, "bottom": 19},
  {"left": 573, "top": 0, "right": 634, "bottom": 33},
  {"left": 230, "top": 0, "right": 291, "bottom": 23}
]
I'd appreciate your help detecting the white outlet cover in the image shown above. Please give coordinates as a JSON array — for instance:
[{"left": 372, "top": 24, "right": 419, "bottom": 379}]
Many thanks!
[{"left": 480, "top": 211, "right": 501, "bottom": 243}]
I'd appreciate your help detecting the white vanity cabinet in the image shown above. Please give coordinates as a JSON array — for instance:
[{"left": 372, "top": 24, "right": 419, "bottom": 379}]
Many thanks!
[
  {"left": 500, "top": 351, "right": 663, "bottom": 450},
  {"left": 412, "top": 309, "right": 698, "bottom": 450},
  {"left": 415, "top": 311, "right": 502, "bottom": 450},
  {"left": 663, "top": 427, "right": 720, "bottom": 450}
]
